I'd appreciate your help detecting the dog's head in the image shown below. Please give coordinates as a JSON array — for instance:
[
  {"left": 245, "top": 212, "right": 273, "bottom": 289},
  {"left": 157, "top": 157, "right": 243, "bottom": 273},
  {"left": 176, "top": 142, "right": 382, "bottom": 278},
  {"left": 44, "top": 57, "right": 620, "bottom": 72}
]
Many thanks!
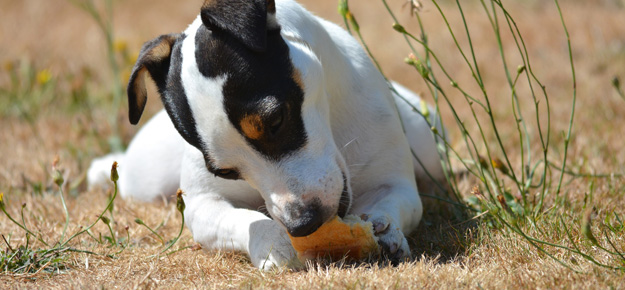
[{"left": 127, "top": 0, "right": 351, "bottom": 237}]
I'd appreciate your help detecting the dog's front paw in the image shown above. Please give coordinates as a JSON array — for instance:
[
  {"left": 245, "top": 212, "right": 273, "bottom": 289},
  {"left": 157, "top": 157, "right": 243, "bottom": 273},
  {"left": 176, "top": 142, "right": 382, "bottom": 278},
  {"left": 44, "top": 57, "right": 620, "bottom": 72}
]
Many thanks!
[
  {"left": 248, "top": 220, "right": 301, "bottom": 271},
  {"left": 362, "top": 214, "right": 411, "bottom": 265},
  {"left": 253, "top": 242, "right": 302, "bottom": 271}
]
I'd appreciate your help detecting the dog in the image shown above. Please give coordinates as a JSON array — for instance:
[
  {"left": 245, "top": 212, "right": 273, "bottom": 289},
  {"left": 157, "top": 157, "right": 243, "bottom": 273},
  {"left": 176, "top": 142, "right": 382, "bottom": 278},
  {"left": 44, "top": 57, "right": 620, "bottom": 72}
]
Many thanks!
[{"left": 88, "top": 0, "right": 445, "bottom": 270}]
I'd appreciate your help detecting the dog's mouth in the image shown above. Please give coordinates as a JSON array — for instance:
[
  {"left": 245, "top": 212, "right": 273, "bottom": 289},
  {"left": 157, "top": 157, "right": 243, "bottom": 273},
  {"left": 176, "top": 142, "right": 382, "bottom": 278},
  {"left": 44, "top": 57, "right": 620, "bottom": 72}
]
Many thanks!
[
  {"left": 270, "top": 171, "right": 350, "bottom": 236},
  {"left": 337, "top": 172, "right": 350, "bottom": 218}
]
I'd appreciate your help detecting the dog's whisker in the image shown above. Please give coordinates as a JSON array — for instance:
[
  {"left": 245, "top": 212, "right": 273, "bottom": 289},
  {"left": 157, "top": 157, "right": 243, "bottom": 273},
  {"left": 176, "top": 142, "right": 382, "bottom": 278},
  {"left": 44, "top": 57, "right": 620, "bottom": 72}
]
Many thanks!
[
  {"left": 339, "top": 137, "right": 359, "bottom": 153},
  {"left": 257, "top": 205, "right": 270, "bottom": 217}
]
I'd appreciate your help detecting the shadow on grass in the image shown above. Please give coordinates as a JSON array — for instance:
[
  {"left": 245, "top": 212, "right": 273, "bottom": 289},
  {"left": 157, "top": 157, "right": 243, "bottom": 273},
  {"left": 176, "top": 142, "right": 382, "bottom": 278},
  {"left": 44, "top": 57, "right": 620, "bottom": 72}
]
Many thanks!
[{"left": 408, "top": 194, "right": 476, "bottom": 264}]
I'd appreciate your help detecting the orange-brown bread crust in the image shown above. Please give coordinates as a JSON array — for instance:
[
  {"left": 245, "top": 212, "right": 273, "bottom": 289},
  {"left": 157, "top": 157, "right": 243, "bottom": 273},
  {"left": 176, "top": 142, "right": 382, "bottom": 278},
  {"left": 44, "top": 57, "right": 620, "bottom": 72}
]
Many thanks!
[{"left": 288, "top": 215, "right": 379, "bottom": 260}]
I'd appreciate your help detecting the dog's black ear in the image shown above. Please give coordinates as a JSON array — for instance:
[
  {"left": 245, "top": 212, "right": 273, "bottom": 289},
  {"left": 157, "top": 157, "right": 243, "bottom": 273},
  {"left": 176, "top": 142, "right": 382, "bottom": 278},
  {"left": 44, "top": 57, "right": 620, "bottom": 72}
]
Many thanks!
[
  {"left": 127, "top": 34, "right": 180, "bottom": 125},
  {"left": 200, "top": 0, "right": 276, "bottom": 52}
]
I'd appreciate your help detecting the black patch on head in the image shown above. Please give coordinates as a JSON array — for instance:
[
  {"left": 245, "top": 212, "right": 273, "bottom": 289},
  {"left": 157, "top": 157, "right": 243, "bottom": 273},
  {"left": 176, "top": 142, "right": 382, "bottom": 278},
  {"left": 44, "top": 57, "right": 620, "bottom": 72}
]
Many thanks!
[
  {"left": 161, "top": 34, "right": 206, "bottom": 151},
  {"left": 201, "top": 0, "right": 269, "bottom": 52},
  {"left": 194, "top": 24, "right": 307, "bottom": 161}
]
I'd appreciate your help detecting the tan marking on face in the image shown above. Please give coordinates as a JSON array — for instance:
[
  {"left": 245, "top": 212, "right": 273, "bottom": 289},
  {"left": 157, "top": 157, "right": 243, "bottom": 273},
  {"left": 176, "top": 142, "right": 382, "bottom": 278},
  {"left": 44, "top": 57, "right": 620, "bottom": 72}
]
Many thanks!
[
  {"left": 292, "top": 68, "right": 304, "bottom": 90},
  {"left": 240, "top": 114, "right": 265, "bottom": 140}
]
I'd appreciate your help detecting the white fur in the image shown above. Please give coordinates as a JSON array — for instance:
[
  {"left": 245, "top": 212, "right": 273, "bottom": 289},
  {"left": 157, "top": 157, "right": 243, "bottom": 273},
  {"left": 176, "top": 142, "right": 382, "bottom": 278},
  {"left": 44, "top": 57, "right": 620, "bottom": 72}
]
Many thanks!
[{"left": 88, "top": 0, "right": 445, "bottom": 269}]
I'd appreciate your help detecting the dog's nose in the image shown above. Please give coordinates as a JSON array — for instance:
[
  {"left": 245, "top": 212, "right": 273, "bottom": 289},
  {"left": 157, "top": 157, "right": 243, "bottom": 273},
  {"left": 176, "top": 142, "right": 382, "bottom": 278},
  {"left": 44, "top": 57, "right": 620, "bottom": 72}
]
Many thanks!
[{"left": 286, "top": 207, "right": 324, "bottom": 237}]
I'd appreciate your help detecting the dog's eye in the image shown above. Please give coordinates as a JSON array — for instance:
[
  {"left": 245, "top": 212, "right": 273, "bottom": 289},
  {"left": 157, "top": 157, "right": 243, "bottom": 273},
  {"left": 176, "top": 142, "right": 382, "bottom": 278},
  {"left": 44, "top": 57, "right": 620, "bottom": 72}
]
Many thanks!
[
  {"left": 214, "top": 169, "right": 241, "bottom": 180},
  {"left": 269, "top": 107, "right": 285, "bottom": 136}
]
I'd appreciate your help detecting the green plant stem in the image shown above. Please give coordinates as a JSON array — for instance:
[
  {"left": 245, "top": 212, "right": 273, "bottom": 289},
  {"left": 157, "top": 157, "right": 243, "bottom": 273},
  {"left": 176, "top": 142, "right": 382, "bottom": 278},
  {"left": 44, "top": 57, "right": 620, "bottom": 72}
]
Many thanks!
[
  {"left": 67, "top": 0, "right": 123, "bottom": 139},
  {"left": 430, "top": 0, "right": 483, "bottom": 88},
  {"left": 496, "top": 215, "right": 582, "bottom": 273},
  {"left": 136, "top": 220, "right": 166, "bottom": 245},
  {"left": 111, "top": 229, "right": 130, "bottom": 256},
  {"left": 2, "top": 235, "right": 14, "bottom": 252},
  {"left": 420, "top": 193, "right": 475, "bottom": 211},
  {"left": 559, "top": 215, "right": 623, "bottom": 270},
  {"left": 553, "top": 0, "right": 577, "bottom": 198},
  {"left": 399, "top": 2, "right": 467, "bottom": 202},
  {"left": 481, "top": 0, "right": 530, "bottom": 205},
  {"left": 547, "top": 161, "right": 623, "bottom": 178},
  {"left": 488, "top": 0, "right": 553, "bottom": 213},
  {"left": 105, "top": 223, "right": 117, "bottom": 246},
  {"left": 166, "top": 245, "right": 192, "bottom": 256},
  {"left": 456, "top": 0, "right": 526, "bottom": 198},
  {"left": 602, "top": 230, "right": 625, "bottom": 262},
  {"left": 57, "top": 183, "right": 71, "bottom": 245},
  {"left": 60, "top": 176, "right": 118, "bottom": 248},
  {"left": 20, "top": 204, "right": 30, "bottom": 248},
  {"left": 1, "top": 206, "right": 49, "bottom": 247},
  {"left": 85, "top": 229, "right": 103, "bottom": 244},
  {"left": 150, "top": 211, "right": 185, "bottom": 257}
]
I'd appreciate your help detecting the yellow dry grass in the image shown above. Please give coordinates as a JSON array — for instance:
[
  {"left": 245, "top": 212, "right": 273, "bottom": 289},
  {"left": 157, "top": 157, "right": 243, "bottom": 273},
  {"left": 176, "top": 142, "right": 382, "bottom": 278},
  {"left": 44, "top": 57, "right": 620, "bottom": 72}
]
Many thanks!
[{"left": 1, "top": 0, "right": 624, "bottom": 289}]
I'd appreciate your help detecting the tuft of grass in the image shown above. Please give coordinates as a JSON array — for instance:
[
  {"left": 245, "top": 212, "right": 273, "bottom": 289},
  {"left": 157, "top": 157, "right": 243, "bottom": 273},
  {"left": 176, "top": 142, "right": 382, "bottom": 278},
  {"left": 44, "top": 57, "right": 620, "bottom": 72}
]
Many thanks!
[
  {"left": 0, "top": 243, "right": 69, "bottom": 275},
  {"left": 0, "top": 158, "right": 189, "bottom": 276},
  {"left": 0, "top": 60, "right": 57, "bottom": 137},
  {"left": 0, "top": 160, "right": 120, "bottom": 274}
]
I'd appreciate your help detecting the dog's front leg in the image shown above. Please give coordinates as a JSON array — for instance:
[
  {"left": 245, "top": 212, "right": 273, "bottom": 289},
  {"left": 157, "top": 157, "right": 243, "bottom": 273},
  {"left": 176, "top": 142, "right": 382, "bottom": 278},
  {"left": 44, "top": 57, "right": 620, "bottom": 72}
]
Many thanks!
[
  {"left": 184, "top": 193, "right": 299, "bottom": 270},
  {"left": 351, "top": 179, "right": 423, "bottom": 264},
  {"left": 180, "top": 148, "right": 298, "bottom": 270}
]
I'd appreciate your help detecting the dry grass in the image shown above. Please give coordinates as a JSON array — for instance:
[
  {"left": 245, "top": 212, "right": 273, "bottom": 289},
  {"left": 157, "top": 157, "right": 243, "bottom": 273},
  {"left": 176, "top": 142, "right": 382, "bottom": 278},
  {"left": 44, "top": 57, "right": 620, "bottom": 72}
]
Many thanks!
[{"left": 1, "top": 0, "right": 625, "bottom": 288}]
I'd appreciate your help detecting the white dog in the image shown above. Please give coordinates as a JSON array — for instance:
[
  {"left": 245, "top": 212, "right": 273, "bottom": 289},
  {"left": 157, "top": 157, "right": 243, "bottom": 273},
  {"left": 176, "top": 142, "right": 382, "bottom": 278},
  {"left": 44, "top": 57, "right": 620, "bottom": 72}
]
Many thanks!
[{"left": 88, "top": 0, "right": 445, "bottom": 270}]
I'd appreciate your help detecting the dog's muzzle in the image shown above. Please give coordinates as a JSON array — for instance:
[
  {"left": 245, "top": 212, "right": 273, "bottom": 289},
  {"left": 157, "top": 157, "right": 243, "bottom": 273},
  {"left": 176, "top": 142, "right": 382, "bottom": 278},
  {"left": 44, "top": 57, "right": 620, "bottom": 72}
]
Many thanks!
[{"left": 285, "top": 174, "right": 350, "bottom": 237}]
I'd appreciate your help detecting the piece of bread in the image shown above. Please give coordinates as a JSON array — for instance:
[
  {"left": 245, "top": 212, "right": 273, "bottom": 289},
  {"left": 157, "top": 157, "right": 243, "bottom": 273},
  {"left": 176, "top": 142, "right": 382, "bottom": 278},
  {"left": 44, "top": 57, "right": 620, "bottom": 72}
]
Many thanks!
[{"left": 288, "top": 215, "right": 379, "bottom": 261}]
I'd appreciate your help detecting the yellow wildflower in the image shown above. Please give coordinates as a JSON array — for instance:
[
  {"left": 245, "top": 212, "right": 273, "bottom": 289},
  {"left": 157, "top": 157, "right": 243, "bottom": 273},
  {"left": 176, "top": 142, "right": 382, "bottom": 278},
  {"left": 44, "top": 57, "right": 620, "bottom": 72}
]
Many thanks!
[
  {"left": 113, "top": 39, "right": 128, "bottom": 53},
  {"left": 36, "top": 69, "right": 52, "bottom": 85},
  {"left": 4, "top": 61, "right": 14, "bottom": 72},
  {"left": 491, "top": 158, "right": 509, "bottom": 175}
]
